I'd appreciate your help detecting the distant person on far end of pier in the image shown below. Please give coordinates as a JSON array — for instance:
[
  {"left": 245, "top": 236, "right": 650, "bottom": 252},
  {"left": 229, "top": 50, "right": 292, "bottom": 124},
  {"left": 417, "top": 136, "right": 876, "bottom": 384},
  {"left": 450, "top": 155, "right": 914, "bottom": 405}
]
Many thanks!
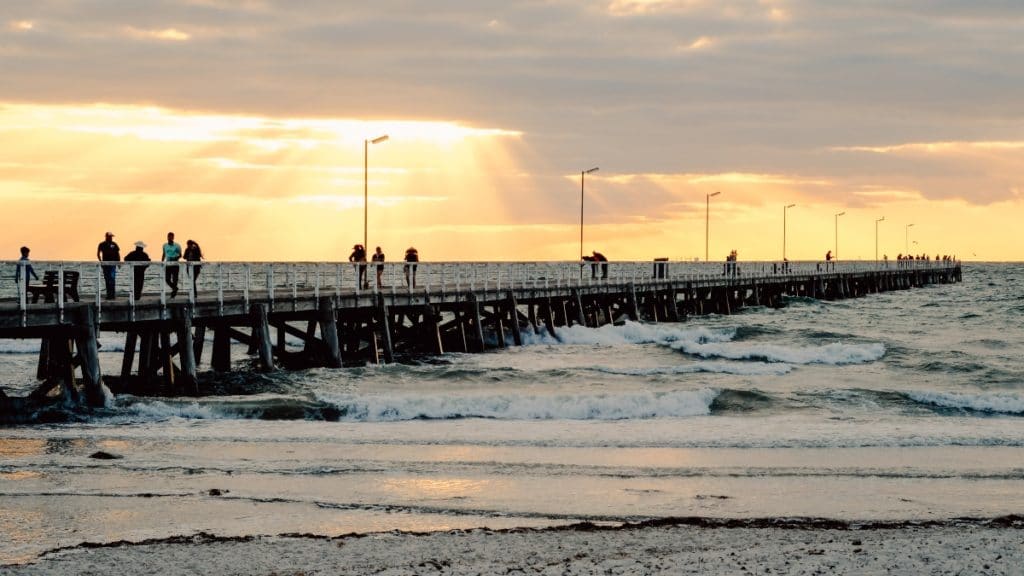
[
  {"left": 15, "top": 246, "right": 39, "bottom": 292},
  {"left": 184, "top": 240, "right": 204, "bottom": 296},
  {"left": 97, "top": 231, "right": 121, "bottom": 299},
  {"left": 404, "top": 247, "right": 419, "bottom": 288},
  {"left": 372, "top": 246, "right": 385, "bottom": 288},
  {"left": 162, "top": 232, "right": 183, "bottom": 298},
  {"left": 349, "top": 244, "right": 368, "bottom": 289},
  {"left": 124, "top": 241, "right": 151, "bottom": 300}
]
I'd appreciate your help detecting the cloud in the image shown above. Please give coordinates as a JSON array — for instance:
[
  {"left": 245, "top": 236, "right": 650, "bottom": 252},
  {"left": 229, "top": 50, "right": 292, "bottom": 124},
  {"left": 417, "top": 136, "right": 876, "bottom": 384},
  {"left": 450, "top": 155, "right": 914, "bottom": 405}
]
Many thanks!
[{"left": 124, "top": 27, "right": 191, "bottom": 41}]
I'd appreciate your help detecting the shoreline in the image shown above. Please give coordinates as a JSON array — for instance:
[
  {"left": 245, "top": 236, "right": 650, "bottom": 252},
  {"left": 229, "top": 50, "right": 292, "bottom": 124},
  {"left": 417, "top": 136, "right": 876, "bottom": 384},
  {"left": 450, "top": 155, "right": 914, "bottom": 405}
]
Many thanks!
[{"left": 7, "top": 516, "right": 1023, "bottom": 575}]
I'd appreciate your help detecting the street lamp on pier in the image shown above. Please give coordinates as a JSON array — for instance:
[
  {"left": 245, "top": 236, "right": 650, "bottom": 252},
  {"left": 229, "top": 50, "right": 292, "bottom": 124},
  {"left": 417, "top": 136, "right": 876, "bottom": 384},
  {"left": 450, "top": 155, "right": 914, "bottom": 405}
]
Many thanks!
[
  {"left": 705, "top": 191, "right": 720, "bottom": 262},
  {"left": 364, "top": 134, "right": 389, "bottom": 251},
  {"left": 580, "top": 167, "right": 599, "bottom": 262},
  {"left": 875, "top": 217, "right": 885, "bottom": 262},
  {"left": 834, "top": 212, "right": 845, "bottom": 260},
  {"left": 783, "top": 204, "right": 796, "bottom": 261}
]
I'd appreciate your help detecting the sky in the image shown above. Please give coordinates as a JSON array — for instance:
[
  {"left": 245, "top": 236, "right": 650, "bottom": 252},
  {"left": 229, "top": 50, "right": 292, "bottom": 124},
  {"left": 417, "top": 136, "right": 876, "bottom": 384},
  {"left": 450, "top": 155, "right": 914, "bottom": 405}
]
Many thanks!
[{"left": 2, "top": 0, "right": 1022, "bottom": 262}]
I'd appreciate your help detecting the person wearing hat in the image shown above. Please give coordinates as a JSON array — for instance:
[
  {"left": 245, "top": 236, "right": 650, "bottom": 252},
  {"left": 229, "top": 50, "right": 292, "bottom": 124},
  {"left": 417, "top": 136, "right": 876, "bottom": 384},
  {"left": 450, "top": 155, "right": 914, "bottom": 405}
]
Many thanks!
[
  {"left": 124, "top": 241, "right": 151, "bottom": 301},
  {"left": 96, "top": 231, "right": 121, "bottom": 299}
]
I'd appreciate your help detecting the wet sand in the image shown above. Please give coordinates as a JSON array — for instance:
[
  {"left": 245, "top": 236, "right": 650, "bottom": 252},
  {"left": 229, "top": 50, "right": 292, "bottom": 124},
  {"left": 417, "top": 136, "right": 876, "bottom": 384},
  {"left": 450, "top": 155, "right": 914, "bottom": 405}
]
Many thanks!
[{"left": 5, "top": 518, "right": 1022, "bottom": 575}]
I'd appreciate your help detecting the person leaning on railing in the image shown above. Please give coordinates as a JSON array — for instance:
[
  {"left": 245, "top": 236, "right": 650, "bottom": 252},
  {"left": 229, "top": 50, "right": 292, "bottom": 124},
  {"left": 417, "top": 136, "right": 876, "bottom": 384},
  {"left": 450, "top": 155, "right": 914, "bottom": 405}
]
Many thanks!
[{"left": 124, "top": 241, "right": 151, "bottom": 300}]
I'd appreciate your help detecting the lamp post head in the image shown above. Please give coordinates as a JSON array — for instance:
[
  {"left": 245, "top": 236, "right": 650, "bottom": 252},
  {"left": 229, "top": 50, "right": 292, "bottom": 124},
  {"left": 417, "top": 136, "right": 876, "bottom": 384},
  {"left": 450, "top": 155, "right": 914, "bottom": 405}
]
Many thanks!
[
  {"left": 877, "top": 217, "right": 885, "bottom": 223},
  {"left": 708, "top": 191, "right": 721, "bottom": 198},
  {"left": 907, "top": 223, "right": 915, "bottom": 229},
  {"left": 583, "top": 167, "right": 599, "bottom": 175},
  {"left": 369, "top": 134, "right": 389, "bottom": 145},
  {"left": 836, "top": 211, "right": 845, "bottom": 217},
  {"left": 785, "top": 204, "right": 796, "bottom": 209}
]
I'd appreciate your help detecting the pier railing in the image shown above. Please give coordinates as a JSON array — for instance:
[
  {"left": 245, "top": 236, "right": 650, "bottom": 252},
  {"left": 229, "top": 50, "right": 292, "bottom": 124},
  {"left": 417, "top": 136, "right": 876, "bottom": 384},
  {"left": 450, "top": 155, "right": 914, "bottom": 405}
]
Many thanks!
[{"left": 3, "top": 259, "right": 956, "bottom": 316}]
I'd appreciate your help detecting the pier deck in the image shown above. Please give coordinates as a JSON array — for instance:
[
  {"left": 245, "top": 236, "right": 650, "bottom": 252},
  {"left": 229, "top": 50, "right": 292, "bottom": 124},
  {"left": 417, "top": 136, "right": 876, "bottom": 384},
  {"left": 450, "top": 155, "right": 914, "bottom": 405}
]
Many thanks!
[{"left": 0, "top": 260, "right": 961, "bottom": 422}]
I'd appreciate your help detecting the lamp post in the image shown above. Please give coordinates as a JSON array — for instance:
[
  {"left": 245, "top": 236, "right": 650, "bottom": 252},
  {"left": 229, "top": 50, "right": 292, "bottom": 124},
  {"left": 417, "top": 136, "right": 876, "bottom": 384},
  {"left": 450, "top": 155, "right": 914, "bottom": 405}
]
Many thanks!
[
  {"left": 364, "top": 134, "right": 389, "bottom": 251},
  {"left": 705, "top": 191, "right": 720, "bottom": 262},
  {"left": 834, "top": 211, "right": 845, "bottom": 260},
  {"left": 783, "top": 204, "right": 796, "bottom": 261},
  {"left": 905, "top": 223, "right": 915, "bottom": 255},
  {"left": 875, "top": 216, "right": 885, "bottom": 262},
  {"left": 580, "top": 166, "right": 599, "bottom": 262}
]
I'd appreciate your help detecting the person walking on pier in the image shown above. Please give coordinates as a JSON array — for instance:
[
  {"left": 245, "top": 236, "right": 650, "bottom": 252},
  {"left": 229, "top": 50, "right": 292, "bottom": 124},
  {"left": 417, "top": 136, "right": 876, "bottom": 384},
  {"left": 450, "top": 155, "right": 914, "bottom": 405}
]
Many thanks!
[
  {"left": 372, "top": 246, "right": 385, "bottom": 288},
  {"left": 97, "top": 232, "right": 120, "bottom": 299},
  {"left": 162, "top": 232, "right": 183, "bottom": 298},
  {"left": 184, "top": 240, "right": 204, "bottom": 297},
  {"left": 124, "top": 241, "right": 151, "bottom": 300},
  {"left": 15, "top": 246, "right": 39, "bottom": 292},
  {"left": 404, "top": 247, "right": 419, "bottom": 288},
  {"left": 350, "top": 244, "right": 368, "bottom": 289}
]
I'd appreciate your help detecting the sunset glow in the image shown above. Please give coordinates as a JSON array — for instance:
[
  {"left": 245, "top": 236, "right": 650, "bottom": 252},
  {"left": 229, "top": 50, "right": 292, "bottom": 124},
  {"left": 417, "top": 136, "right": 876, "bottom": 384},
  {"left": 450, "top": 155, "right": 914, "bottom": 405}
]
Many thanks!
[{"left": 2, "top": 1, "right": 1022, "bottom": 262}]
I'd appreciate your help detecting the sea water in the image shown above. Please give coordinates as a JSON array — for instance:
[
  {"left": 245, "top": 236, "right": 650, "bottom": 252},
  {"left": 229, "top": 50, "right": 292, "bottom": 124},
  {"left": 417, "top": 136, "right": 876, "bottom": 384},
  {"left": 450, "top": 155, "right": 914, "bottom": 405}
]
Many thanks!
[{"left": 1, "top": 263, "right": 1022, "bottom": 564}]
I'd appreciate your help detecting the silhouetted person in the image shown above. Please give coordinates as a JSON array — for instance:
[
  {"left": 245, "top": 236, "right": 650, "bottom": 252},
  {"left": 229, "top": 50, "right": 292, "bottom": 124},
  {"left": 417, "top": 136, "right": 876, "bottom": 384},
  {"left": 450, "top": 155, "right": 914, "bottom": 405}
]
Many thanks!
[
  {"left": 124, "top": 241, "right": 151, "bottom": 300},
  {"left": 372, "top": 246, "right": 385, "bottom": 288},
  {"left": 97, "top": 231, "right": 120, "bottom": 299},
  {"left": 404, "top": 247, "right": 419, "bottom": 287},
  {"left": 162, "top": 232, "right": 182, "bottom": 298},
  {"left": 184, "top": 239, "right": 203, "bottom": 296},
  {"left": 592, "top": 251, "right": 608, "bottom": 279},
  {"left": 349, "top": 244, "right": 367, "bottom": 288},
  {"left": 15, "top": 246, "right": 39, "bottom": 292}
]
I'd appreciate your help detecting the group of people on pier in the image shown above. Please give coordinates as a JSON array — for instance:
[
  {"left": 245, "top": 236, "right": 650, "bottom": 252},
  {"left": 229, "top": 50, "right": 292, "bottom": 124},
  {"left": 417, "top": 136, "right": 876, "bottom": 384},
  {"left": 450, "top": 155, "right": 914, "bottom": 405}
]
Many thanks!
[
  {"left": 896, "top": 253, "right": 956, "bottom": 268},
  {"left": 349, "top": 244, "right": 420, "bottom": 289},
  {"left": 97, "top": 231, "right": 204, "bottom": 299}
]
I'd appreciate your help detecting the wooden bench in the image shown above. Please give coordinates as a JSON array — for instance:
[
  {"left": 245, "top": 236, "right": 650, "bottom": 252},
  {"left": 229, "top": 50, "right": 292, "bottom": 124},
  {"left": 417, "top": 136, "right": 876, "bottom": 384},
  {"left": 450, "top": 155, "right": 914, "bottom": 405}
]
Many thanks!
[{"left": 26, "top": 271, "right": 81, "bottom": 304}]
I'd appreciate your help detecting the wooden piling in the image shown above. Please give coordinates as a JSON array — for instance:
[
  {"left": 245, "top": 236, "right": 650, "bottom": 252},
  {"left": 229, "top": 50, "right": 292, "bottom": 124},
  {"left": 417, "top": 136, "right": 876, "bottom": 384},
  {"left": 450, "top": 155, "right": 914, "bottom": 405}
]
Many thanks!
[
  {"left": 376, "top": 298, "right": 395, "bottom": 363},
  {"left": 250, "top": 303, "right": 275, "bottom": 372},
  {"left": 317, "top": 297, "right": 343, "bottom": 368},
  {"left": 506, "top": 292, "right": 523, "bottom": 346},
  {"left": 211, "top": 326, "right": 232, "bottom": 372},
  {"left": 175, "top": 310, "right": 198, "bottom": 396}
]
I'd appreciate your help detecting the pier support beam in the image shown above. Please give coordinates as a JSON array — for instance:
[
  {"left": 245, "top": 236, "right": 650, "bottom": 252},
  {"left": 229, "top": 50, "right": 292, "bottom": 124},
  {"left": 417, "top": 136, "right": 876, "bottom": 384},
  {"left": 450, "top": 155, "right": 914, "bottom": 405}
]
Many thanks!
[
  {"left": 318, "top": 297, "right": 343, "bottom": 368},
  {"left": 175, "top": 310, "right": 198, "bottom": 396},
  {"left": 250, "top": 303, "right": 275, "bottom": 372},
  {"left": 506, "top": 292, "right": 523, "bottom": 346}
]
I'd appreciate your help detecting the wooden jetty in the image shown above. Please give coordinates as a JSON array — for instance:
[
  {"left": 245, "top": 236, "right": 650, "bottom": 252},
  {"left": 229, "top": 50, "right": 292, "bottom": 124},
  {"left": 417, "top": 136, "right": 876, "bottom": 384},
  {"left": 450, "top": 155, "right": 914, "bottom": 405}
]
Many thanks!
[{"left": 0, "top": 260, "right": 961, "bottom": 422}]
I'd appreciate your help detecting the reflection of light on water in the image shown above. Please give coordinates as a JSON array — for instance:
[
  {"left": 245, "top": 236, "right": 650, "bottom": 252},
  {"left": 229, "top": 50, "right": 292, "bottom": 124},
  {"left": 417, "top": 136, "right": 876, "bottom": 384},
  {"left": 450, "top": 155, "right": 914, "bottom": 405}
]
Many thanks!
[
  {"left": 0, "top": 471, "right": 41, "bottom": 480},
  {"left": 381, "top": 477, "right": 491, "bottom": 500},
  {"left": 0, "top": 439, "right": 46, "bottom": 457},
  {"left": 99, "top": 439, "right": 131, "bottom": 451}
]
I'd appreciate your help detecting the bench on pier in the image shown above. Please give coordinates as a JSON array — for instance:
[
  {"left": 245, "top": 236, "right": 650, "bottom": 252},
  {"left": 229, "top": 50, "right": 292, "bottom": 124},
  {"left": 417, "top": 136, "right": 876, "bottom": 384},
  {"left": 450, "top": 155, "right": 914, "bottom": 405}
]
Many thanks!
[{"left": 26, "top": 271, "right": 81, "bottom": 304}]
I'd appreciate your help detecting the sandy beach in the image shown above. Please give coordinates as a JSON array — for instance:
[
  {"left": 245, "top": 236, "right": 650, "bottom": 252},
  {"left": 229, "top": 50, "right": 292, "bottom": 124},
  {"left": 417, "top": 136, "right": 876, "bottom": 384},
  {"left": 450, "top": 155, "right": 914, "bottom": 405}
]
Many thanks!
[{"left": 5, "top": 518, "right": 1022, "bottom": 575}]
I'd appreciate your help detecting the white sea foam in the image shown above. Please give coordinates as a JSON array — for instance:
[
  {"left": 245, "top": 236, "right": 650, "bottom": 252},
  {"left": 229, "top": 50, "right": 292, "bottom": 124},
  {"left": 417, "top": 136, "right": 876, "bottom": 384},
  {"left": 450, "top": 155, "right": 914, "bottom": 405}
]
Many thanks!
[
  {"left": 593, "top": 362, "right": 793, "bottom": 376},
  {"left": 907, "top": 391, "right": 1024, "bottom": 415},
  {"left": 671, "top": 340, "right": 886, "bottom": 365},
  {"left": 115, "top": 399, "right": 221, "bottom": 420},
  {"left": 313, "top": 388, "right": 721, "bottom": 422},
  {"left": 522, "top": 321, "right": 884, "bottom": 366},
  {"left": 521, "top": 322, "right": 735, "bottom": 347}
]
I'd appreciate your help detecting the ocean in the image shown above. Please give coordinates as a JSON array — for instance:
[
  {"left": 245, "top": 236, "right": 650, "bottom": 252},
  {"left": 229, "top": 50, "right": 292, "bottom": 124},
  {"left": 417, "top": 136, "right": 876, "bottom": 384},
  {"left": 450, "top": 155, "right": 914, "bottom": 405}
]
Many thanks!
[{"left": 1, "top": 263, "right": 1022, "bottom": 565}]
